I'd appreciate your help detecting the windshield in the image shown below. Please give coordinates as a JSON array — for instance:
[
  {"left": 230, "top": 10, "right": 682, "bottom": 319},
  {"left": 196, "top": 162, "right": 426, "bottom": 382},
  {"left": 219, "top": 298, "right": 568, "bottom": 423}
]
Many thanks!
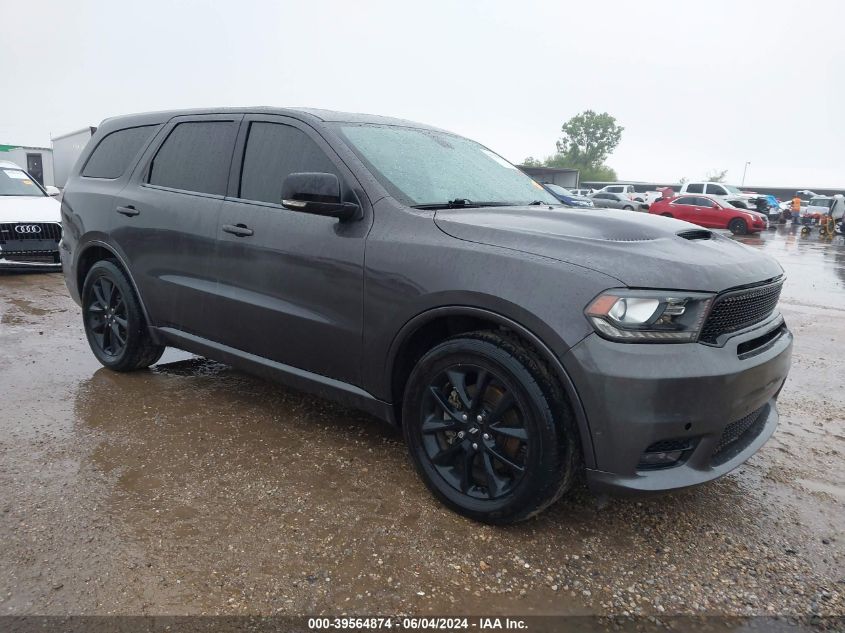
[
  {"left": 0, "top": 168, "right": 46, "bottom": 197},
  {"left": 336, "top": 124, "right": 558, "bottom": 207},
  {"left": 543, "top": 183, "right": 574, "bottom": 196},
  {"left": 809, "top": 198, "right": 833, "bottom": 208}
]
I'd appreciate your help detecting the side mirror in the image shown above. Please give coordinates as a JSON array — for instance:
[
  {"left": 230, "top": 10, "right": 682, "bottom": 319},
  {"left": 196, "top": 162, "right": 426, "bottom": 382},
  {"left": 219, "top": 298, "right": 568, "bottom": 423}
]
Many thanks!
[
  {"left": 44, "top": 185, "right": 61, "bottom": 197},
  {"left": 281, "top": 172, "right": 359, "bottom": 221}
]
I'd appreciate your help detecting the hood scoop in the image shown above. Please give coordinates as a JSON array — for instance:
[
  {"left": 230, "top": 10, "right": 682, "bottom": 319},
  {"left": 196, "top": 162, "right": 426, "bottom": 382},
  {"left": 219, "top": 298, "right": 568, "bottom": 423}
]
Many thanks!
[{"left": 676, "top": 229, "right": 713, "bottom": 241}]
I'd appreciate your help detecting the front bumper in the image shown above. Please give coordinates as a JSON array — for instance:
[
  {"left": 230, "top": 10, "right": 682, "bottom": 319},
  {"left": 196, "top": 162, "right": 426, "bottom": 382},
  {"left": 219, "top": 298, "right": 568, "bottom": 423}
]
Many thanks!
[
  {"left": 0, "top": 249, "right": 62, "bottom": 271},
  {"left": 564, "top": 312, "right": 792, "bottom": 493}
]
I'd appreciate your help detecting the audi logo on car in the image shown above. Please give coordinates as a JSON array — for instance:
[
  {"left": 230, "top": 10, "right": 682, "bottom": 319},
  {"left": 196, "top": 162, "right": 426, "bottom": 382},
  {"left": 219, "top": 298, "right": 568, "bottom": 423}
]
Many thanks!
[{"left": 14, "top": 225, "right": 42, "bottom": 234}]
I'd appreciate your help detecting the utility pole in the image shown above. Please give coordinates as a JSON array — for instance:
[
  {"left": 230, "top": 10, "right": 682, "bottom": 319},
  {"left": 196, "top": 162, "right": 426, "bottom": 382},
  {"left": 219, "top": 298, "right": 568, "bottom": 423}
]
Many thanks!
[{"left": 741, "top": 161, "right": 751, "bottom": 187}]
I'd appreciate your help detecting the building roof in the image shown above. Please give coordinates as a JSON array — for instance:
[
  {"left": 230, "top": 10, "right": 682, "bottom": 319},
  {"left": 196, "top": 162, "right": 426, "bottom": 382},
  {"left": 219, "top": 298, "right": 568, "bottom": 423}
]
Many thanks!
[{"left": 0, "top": 144, "right": 51, "bottom": 152}]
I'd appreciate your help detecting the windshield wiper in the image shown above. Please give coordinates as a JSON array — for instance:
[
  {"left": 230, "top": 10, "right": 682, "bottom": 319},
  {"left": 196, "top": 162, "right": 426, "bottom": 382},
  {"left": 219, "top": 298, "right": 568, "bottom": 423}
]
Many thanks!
[
  {"left": 411, "top": 199, "right": 540, "bottom": 210},
  {"left": 411, "top": 199, "right": 486, "bottom": 210}
]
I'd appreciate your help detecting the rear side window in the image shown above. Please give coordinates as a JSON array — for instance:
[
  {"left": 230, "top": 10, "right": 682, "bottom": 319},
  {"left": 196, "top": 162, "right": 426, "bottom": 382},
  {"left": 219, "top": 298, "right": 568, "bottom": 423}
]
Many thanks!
[
  {"left": 82, "top": 125, "right": 157, "bottom": 179},
  {"left": 148, "top": 121, "right": 238, "bottom": 195},
  {"left": 705, "top": 183, "right": 727, "bottom": 195},
  {"left": 685, "top": 183, "right": 704, "bottom": 193},
  {"left": 696, "top": 197, "right": 716, "bottom": 207},
  {"left": 674, "top": 196, "right": 697, "bottom": 205},
  {"left": 239, "top": 122, "right": 339, "bottom": 204}
]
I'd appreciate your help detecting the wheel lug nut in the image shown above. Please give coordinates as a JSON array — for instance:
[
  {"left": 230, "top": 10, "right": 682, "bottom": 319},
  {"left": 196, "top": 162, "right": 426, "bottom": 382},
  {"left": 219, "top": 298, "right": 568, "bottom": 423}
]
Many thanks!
[
  {"left": 483, "top": 433, "right": 490, "bottom": 440},
  {"left": 476, "top": 414, "right": 483, "bottom": 423},
  {"left": 461, "top": 414, "right": 468, "bottom": 421},
  {"left": 457, "top": 431, "right": 465, "bottom": 439},
  {"left": 472, "top": 443, "right": 478, "bottom": 450}
]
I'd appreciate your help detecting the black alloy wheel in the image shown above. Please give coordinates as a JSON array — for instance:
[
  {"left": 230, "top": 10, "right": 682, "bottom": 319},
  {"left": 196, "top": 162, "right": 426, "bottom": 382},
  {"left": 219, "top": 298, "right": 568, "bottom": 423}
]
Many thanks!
[
  {"left": 86, "top": 276, "right": 129, "bottom": 358},
  {"left": 82, "top": 260, "right": 165, "bottom": 371},
  {"left": 403, "top": 332, "right": 579, "bottom": 524},
  {"left": 420, "top": 364, "right": 529, "bottom": 500},
  {"left": 729, "top": 218, "right": 748, "bottom": 235}
]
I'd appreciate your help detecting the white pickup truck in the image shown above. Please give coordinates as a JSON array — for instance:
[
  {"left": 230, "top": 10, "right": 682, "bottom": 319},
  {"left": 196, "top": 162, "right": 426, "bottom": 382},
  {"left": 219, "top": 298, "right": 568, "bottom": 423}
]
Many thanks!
[
  {"left": 595, "top": 184, "right": 664, "bottom": 205},
  {"left": 678, "top": 182, "right": 757, "bottom": 209}
]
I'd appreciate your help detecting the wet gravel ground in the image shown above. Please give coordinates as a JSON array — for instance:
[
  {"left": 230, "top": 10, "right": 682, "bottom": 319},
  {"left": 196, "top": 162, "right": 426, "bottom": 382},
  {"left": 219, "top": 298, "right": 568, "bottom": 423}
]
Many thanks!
[{"left": 0, "top": 225, "right": 842, "bottom": 618}]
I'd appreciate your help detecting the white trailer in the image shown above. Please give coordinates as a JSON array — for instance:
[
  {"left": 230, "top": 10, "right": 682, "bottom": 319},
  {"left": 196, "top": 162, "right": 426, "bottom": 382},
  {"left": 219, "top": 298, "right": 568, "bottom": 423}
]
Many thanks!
[
  {"left": 0, "top": 144, "right": 54, "bottom": 187},
  {"left": 51, "top": 127, "right": 96, "bottom": 188}
]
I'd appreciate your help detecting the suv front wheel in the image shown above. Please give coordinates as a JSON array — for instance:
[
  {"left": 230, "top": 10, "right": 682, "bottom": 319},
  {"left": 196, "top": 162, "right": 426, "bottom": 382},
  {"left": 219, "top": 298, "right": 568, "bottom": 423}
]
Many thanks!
[
  {"left": 82, "top": 260, "right": 165, "bottom": 371},
  {"left": 402, "top": 332, "right": 579, "bottom": 524}
]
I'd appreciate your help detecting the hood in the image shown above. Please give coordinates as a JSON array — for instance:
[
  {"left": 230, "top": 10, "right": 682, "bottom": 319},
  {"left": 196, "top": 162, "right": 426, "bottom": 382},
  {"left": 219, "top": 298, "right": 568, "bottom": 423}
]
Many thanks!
[
  {"left": 0, "top": 195, "right": 61, "bottom": 223},
  {"left": 434, "top": 206, "right": 783, "bottom": 291}
]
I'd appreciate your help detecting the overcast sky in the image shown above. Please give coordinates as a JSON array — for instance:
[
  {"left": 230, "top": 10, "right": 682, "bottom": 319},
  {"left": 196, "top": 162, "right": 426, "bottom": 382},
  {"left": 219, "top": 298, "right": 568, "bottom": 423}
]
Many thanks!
[{"left": 3, "top": 0, "right": 843, "bottom": 187}]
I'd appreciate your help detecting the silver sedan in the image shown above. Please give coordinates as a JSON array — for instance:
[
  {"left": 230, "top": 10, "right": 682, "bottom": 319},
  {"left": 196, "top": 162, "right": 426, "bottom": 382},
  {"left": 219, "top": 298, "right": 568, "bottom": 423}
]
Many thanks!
[{"left": 589, "top": 192, "right": 643, "bottom": 211}]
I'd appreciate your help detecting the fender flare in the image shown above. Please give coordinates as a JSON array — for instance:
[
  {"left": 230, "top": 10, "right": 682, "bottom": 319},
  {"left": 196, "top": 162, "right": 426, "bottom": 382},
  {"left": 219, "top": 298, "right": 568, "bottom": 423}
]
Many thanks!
[
  {"left": 75, "top": 240, "right": 156, "bottom": 332},
  {"left": 387, "top": 305, "right": 597, "bottom": 468}
]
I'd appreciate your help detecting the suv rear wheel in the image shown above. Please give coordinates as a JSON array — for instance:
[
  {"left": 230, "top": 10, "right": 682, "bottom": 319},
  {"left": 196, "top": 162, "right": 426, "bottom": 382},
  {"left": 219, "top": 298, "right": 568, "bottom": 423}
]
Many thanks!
[
  {"left": 402, "top": 332, "right": 579, "bottom": 524},
  {"left": 82, "top": 260, "right": 164, "bottom": 371}
]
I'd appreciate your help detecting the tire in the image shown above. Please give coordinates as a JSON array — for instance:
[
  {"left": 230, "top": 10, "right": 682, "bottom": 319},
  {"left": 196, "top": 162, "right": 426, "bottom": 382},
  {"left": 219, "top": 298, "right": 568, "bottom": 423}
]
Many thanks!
[
  {"left": 82, "top": 260, "right": 164, "bottom": 372},
  {"left": 402, "top": 331, "right": 579, "bottom": 524},
  {"left": 622, "top": 205, "right": 634, "bottom": 211},
  {"left": 728, "top": 218, "right": 748, "bottom": 235}
]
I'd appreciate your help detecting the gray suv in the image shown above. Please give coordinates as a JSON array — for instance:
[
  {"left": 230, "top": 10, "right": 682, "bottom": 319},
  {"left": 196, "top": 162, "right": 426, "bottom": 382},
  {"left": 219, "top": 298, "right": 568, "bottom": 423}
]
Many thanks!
[{"left": 60, "top": 108, "right": 792, "bottom": 523}]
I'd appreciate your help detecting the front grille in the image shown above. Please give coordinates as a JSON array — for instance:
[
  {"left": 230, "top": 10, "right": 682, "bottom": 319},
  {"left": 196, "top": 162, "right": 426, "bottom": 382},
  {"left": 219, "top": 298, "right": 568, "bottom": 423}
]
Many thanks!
[
  {"left": 700, "top": 279, "right": 783, "bottom": 344},
  {"left": 711, "top": 405, "right": 768, "bottom": 466},
  {"left": 0, "top": 252, "right": 59, "bottom": 263},
  {"left": 0, "top": 222, "right": 62, "bottom": 243}
]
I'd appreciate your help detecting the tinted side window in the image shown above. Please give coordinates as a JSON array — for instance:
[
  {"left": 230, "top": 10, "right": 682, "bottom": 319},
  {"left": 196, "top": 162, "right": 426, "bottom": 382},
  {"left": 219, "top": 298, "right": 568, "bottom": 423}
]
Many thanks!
[
  {"left": 239, "top": 122, "right": 339, "bottom": 204},
  {"left": 674, "top": 196, "right": 697, "bottom": 205},
  {"left": 696, "top": 197, "right": 716, "bottom": 207},
  {"left": 685, "top": 183, "right": 704, "bottom": 193},
  {"left": 705, "top": 183, "right": 726, "bottom": 195},
  {"left": 82, "top": 125, "right": 157, "bottom": 179},
  {"left": 148, "top": 121, "right": 238, "bottom": 195}
]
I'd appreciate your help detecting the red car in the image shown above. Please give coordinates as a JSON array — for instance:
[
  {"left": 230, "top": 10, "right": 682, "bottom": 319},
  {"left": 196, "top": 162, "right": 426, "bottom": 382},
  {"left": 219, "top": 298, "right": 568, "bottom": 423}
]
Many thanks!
[{"left": 649, "top": 194, "right": 767, "bottom": 235}]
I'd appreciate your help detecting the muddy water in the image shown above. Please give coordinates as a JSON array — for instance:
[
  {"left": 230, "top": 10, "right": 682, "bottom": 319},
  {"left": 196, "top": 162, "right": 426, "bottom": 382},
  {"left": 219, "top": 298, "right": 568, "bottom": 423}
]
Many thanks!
[{"left": 0, "top": 226, "right": 842, "bottom": 617}]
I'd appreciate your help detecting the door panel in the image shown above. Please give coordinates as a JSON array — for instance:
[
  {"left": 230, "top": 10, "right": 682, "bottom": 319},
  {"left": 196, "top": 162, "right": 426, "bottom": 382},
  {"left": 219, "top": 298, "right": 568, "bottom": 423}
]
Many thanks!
[
  {"left": 112, "top": 114, "right": 242, "bottom": 339},
  {"left": 113, "top": 185, "right": 224, "bottom": 336},
  {"left": 210, "top": 116, "right": 370, "bottom": 385}
]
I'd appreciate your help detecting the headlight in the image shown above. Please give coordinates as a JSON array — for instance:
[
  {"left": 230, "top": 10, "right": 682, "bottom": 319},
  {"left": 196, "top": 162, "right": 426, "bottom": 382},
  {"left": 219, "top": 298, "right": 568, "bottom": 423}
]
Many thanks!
[{"left": 585, "top": 290, "right": 715, "bottom": 342}]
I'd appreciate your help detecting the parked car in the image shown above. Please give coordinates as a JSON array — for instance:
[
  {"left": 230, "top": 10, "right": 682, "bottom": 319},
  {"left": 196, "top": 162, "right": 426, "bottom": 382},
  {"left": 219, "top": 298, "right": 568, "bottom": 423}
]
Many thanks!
[
  {"left": 61, "top": 108, "right": 792, "bottom": 524},
  {"left": 778, "top": 190, "right": 818, "bottom": 214},
  {"left": 648, "top": 194, "right": 767, "bottom": 234},
  {"left": 541, "top": 183, "right": 594, "bottom": 208},
  {"left": 595, "top": 184, "right": 643, "bottom": 202},
  {"left": 571, "top": 188, "right": 595, "bottom": 197},
  {"left": 801, "top": 194, "right": 845, "bottom": 222},
  {"left": 0, "top": 160, "right": 63, "bottom": 270},
  {"left": 679, "top": 182, "right": 757, "bottom": 209},
  {"left": 589, "top": 192, "right": 640, "bottom": 210},
  {"left": 754, "top": 194, "right": 783, "bottom": 223}
]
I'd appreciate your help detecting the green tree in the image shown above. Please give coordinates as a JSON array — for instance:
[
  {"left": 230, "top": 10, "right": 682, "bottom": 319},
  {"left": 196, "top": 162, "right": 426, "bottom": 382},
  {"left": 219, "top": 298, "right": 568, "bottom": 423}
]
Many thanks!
[
  {"left": 522, "top": 111, "right": 622, "bottom": 181},
  {"left": 554, "top": 110, "right": 624, "bottom": 167},
  {"left": 706, "top": 169, "right": 728, "bottom": 182}
]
